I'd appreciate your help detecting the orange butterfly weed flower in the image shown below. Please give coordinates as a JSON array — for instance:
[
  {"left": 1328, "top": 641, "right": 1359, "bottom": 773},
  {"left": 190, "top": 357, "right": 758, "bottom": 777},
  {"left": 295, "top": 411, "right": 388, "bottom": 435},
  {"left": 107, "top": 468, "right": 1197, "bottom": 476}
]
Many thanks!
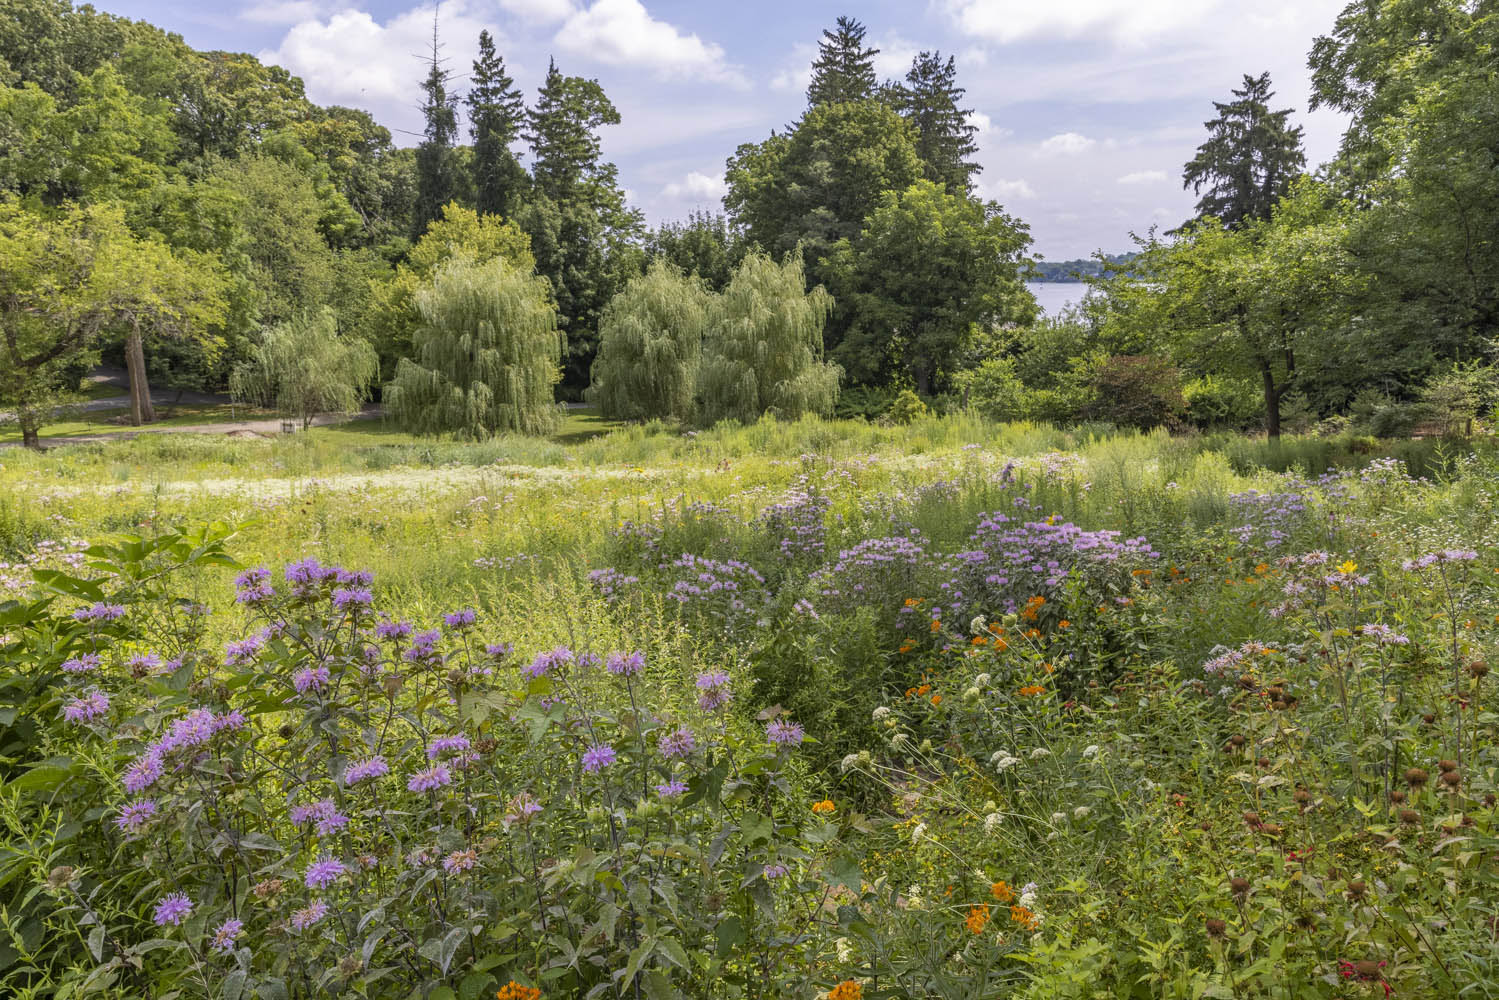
[
  {"left": 965, "top": 905, "right": 990, "bottom": 934},
  {"left": 812, "top": 799, "right": 836, "bottom": 814},
  {"left": 1018, "top": 685, "right": 1046, "bottom": 697},
  {"left": 497, "top": 983, "right": 541, "bottom": 1000},
  {"left": 1010, "top": 905, "right": 1040, "bottom": 931},
  {"left": 991, "top": 881, "right": 1014, "bottom": 903},
  {"left": 828, "top": 981, "right": 863, "bottom": 1000},
  {"left": 930, "top": 693, "right": 942, "bottom": 705}
]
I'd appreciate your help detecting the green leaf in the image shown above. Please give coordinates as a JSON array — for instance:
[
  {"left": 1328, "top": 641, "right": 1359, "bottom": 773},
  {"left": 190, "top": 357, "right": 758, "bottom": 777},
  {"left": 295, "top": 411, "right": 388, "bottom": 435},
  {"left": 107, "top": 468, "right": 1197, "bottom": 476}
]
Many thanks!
[
  {"left": 223, "top": 969, "right": 247, "bottom": 1000},
  {"left": 714, "top": 916, "right": 744, "bottom": 958},
  {"left": 87, "top": 925, "right": 104, "bottom": 963}
]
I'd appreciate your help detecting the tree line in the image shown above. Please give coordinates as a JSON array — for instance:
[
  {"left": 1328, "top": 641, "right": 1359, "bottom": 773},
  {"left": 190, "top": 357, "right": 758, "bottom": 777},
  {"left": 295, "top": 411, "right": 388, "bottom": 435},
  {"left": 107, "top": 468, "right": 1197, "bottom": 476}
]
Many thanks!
[{"left": 4, "top": 1, "right": 1496, "bottom": 444}]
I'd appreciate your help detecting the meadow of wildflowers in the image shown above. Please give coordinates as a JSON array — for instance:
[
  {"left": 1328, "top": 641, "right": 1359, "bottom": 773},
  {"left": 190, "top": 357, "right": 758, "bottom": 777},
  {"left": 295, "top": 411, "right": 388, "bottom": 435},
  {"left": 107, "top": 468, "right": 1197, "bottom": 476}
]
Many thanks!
[{"left": 0, "top": 417, "right": 1497, "bottom": 997}]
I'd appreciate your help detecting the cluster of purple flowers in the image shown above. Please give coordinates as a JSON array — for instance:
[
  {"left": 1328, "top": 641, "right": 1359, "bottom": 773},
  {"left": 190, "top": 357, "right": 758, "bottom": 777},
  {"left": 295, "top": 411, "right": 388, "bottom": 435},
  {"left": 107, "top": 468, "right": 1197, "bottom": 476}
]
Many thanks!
[
  {"left": 62, "top": 689, "right": 109, "bottom": 723},
  {"left": 1402, "top": 549, "right": 1480, "bottom": 571},
  {"left": 765, "top": 719, "right": 805, "bottom": 749},
  {"left": 581, "top": 744, "right": 617, "bottom": 773},
  {"left": 223, "top": 634, "right": 266, "bottom": 667},
  {"left": 662, "top": 553, "right": 768, "bottom": 623},
  {"left": 344, "top": 756, "right": 390, "bottom": 785},
  {"left": 1229, "top": 489, "right": 1311, "bottom": 549},
  {"left": 524, "top": 646, "right": 573, "bottom": 679},
  {"left": 234, "top": 567, "right": 274, "bottom": 604},
  {"left": 290, "top": 798, "right": 349, "bottom": 836},
  {"left": 122, "top": 707, "right": 245, "bottom": 794},
  {"left": 115, "top": 798, "right": 157, "bottom": 833},
  {"left": 293, "top": 663, "right": 331, "bottom": 694},
  {"left": 657, "top": 727, "right": 696, "bottom": 759},
  {"left": 403, "top": 629, "right": 443, "bottom": 665},
  {"left": 695, "top": 670, "right": 732, "bottom": 712},
  {"left": 588, "top": 567, "right": 641, "bottom": 603},
  {"left": 73, "top": 602, "right": 125, "bottom": 623},
  {"left": 443, "top": 608, "right": 478, "bottom": 629},
  {"left": 940, "top": 515, "right": 1158, "bottom": 617},
  {"left": 754, "top": 483, "right": 832, "bottom": 562},
  {"left": 811, "top": 532, "right": 928, "bottom": 621},
  {"left": 407, "top": 764, "right": 452, "bottom": 792},
  {"left": 304, "top": 857, "right": 345, "bottom": 889},
  {"left": 61, "top": 653, "right": 100, "bottom": 674}
]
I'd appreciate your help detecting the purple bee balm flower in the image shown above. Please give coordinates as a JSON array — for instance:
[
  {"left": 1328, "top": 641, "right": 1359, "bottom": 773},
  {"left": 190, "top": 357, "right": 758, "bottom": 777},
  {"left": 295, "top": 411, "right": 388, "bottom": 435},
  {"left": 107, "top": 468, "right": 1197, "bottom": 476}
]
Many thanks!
[
  {"left": 763, "top": 864, "right": 789, "bottom": 880},
  {"left": 407, "top": 765, "right": 452, "bottom": 792},
  {"left": 123, "top": 753, "right": 163, "bottom": 793},
  {"left": 153, "top": 893, "right": 193, "bottom": 927},
  {"left": 127, "top": 653, "right": 166, "bottom": 676},
  {"left": 695, "top": 670, "right": 732, "bottom": 712},
  {"left": 285, "top": 557, "right": 336, "bottom": 596},
  {"left": 375, "top": 619, "right": 413, "bottom": 641},
  {"left": 210, "top": 918, "right": 243, "bottom": 954},
  {"left": 657, "top": 727, "right": 696, "bottom": 759},
  {"left": 63, "top": 690, "right": 109, "bottom": 723},
  {"left": 485, "top": 642, "right": 513, "bottom": 661},
  {"left": 766, "top": 719, "right": 805, "bottom": 749},
  {"left": 403, "top": 629, "right": 442, "bottom": 664},
  {"left": 578, "top": 743, "right": 614, "bottom": 773},
  {"left": 336, "top": 568, "right": 374, "bottom": 586},
  {"left": 293, "top": 664, "right": 331, "bottom": 694},
  {"left": 290, "top": 900, "right": 328, "bottom": 931},
  {"left": 505, "top": 792, "right": 543, "bottom": 823},
  {"left": 73, "top": 603, "right": 125, "bottom": 623},
  {"left": 344, "top": 756, "right": 390, "bottom": 785},
  {"left": 115, "top": 799, "right": 157, "bottom": 833},
  {"left": 443, "top": 849, "right": 478, "bottom": 874},
  {"left": 606, "top": 651, "right": 645, "bottom": 677},
  {"left": 655, "top": 780, "right": 688, "bottom": 799},
  {"left": 581, "top": 744, "right": 617, "bottom": 773},
  {"left": 223, "top": 635, "right": 265, "bottom": 667},
  {"left": 443, "top": 608, "right": 478, "bottom": 629},
  {"left": 332, "top": 587, "right": 373, "bottom": 612},
  {"left": 524, "top": 646, "right": 573, "bottom": 679},
  {"left": 62, "top": 654, "right": 100, "bottom": 674},
  {"left": 235, "top": 567, "right": 274, "bottom": 604},
  {"left": 427, "top": 734, "right": 471, "bottom": 759},
  {"left": 304, "top": 857, "right": 345, "bottom": 889}
]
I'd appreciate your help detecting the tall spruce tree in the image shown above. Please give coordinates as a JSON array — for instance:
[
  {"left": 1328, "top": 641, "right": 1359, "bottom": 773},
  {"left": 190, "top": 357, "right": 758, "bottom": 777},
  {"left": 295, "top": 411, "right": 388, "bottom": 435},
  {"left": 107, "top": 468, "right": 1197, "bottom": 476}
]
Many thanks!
[
  {"left": 897, "top": 51, "right": 980, "bottom": 193},
  {"left": 413, "top": 10, "right": 459, "bottom": 236},
  {"left": 1182, "top": 72, "right": 1306, "bottom": 229},
  {"left": 466, "top": 29, "right": 526, "bottom": 218},
  {"left": 806, "top": 16, "right": 879, "bottom": 107},
  {"left": 525, "top": 59, "right": 619, "bottom": 202}
]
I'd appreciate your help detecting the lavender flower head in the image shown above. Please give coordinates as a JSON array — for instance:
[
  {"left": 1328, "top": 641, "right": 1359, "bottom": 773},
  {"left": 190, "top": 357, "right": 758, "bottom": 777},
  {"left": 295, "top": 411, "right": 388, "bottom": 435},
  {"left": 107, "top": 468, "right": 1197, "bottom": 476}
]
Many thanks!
[
  {"left": 427, "top": 734, "right": 472, "bottom": 759},
  {"left": 763, "top": 864, "right": 789, "bottom": 879},
  {"left": 63, "top": 690, "right": 109, "bottom": 724},
  {"left": 442, "top": 608, "right": 478, "bottom": 629},
  {"left": 443, "top": 849, "right": 478, "bottom": 874},
  {"left": 525, "top": 646, "right": 573, "bottom": 679},
  {"left": 766, "top": 719, "right": 805, "bottom": 749},
  {"left": 505, "top": 792, "right": 542, "bottom": 824},
  {"left": 375, "top": 619, "right": 413, "bottom": 641},
  {"left": 403, "top": 629, "right": 442, "bottom": 664},
  {"left": 657, "top": 727, "right": 696, "bottom": 759},
  {"left": 210, "top": 919, "right": 243, "bottom": 954},
  {"left": 485, "top": 642, "right": 514, "bottom": 662},
  {"left": 293, "top": 664, "right": 331, "bottom": 694},
  {"left": 127, "top": 653, "right": 167, "bottom": 677},
  {"left": 344, "top": 756, "right": 390, "bottom": 785},
  {"left": 407, "top": 765, "right": 452, "bottom": 792},
  {"left": 235, "top": 567, "right": 274, "bottom": 604},
  {"left": 153, "top": 893, "right": 193, "bottom": 927},
  {"left": 606, "top": 651, "right": 645, "bottom": 677},
  {"left": 696, "top": 670, "right": 732, "bottom": 712},
  {"left": 223, "top": 634, "right": 265, "bottom": 667},
  {"left": 115, "top": 798, "right": 158, "bottom": 833},
  {"left": 73, "top": 603, "right": 125, "bottom": 623},
  {"left": 655, "top": 779, "right": 688, "bottom": 799},
  {"left": 581, "top": 744, "right": 617, "bottom": 773},
  {"left": 333, "top": 587, "right": 373, "bottom": 612},
  {"left": 304, "top": 857, "right": 346, "bottom": 889},
  {"left": 62, "top": 654, "right": 100, "bottom": 674},
  {"left": 291, "top": 900, "right": 328, "bottom": 931},
  {"left": 285, "top": 557, "right": 336, "bottom": 597}
]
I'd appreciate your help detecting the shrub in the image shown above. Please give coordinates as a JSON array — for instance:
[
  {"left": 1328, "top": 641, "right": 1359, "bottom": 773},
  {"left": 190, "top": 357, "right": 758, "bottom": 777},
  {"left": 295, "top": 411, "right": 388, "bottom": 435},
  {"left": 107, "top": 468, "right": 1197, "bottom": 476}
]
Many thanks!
[
  {"left": 888, "top": 389, "right": 928, "bottom": 424},
  {"left": 1085, "top": 355, "right": 1183, "bottom": 429},
  {"left": 953, "top": 357, "right": 1029, "bottom": 422}
]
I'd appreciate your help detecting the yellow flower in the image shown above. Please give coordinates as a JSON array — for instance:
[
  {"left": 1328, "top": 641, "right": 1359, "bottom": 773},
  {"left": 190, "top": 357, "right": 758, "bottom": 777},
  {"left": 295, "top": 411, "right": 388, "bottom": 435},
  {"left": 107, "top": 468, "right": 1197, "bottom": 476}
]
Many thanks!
[{"left": 1338, "top": 560, "right": 1358, "bottom": 575}]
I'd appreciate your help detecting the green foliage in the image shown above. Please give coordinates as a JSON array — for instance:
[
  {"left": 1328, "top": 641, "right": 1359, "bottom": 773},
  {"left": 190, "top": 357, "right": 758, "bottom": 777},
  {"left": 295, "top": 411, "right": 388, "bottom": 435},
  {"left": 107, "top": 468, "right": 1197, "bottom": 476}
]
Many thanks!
[
  {"left": 887, "top": 389, "right": 928, "bottom": 424},
  {"left": 698, "top": 253, "right": 840, "bottom": 425},
  {"left": 953, "top": 357, "right": 1030, "bottom": 422},
  {"left": 1084, "top": 355, "right": 1184, "bottom": 430},
  {"left": 894, "top": 50, "right": 980, "bottom": 193},
  {"left": 805, "top": 15, "right": 879, "bottom": 107},
  {"left": 826, "top": 179, "right": 1035, "bottom": 393},
  {"left": 466, "top": 29, "right": 526, "bottom": 220},
  {"left": 589, "top": 260, "right": 709, "bottom": 422},
  {"left": 229, "top": 307, "right": 378, "bottom": 428},
  {"left": 413, "top": 41, "right": 459, "bottom": 237},
  {"left": 1182, "top": 72, "right": 1306, "bottom": 229},
  {"left": 644, "top": 210, "right": 747, "bottom": 292},
  {"left": 1181, "top": 373, "right": 1261, "bottom": 429},
  {"left": 386, "top": 256, "right": 562, "bottom": 438}
]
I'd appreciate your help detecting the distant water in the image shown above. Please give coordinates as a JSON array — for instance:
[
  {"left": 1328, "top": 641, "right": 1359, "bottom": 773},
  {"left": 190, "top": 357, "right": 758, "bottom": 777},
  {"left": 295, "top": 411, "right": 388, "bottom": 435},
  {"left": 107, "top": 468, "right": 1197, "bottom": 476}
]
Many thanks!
[{"left": 1026, "top": 281, "right": 1086, "bottom": 317}]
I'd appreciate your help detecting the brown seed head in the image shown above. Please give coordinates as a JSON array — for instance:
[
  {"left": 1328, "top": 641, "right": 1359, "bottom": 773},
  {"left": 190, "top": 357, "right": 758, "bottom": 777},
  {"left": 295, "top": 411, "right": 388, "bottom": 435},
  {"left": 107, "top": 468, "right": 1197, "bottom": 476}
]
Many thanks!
[
  {"left": 1441, "top": 770, "right": 1461, "bottom": 788},
  {"left": 1204, "top": 918, "right": 1226, "bottom": 938},
  {"left": 1241, "top": 811, "right": 1261, "bottom": 828},
  {"left": 1422, "top": 713, "right": 1436, "bottom": 725},
  {"left": 1405, "top": 768, "right": 1429, "bottom": 788},
  {"left": 1469, "top": 661, "right": 1489, "bottom": 678},
  {"left": 1294, "top": 788, "right": 1311, "bottom": 804},
  {"left": 1229, "top": 877, "right": 1250, "bottom": 896},
  {"left": 1389, "top": 789, "right": 1406, "bottom": 804},
  {"left": 1439, "top": 759, "right": 1459, "bottom": 773},
  {"left": 1229, "top": 734, "right": 1246, "bottom": 747},
  {"left": 1399, "top": 809, "right": 1421, "bottom": 825},
  {"left": 47, "top": 866, "right": 75, "bottom": 888},
  {"left": 1346, "top": 879, "right": 1366, "bottom": 899}
]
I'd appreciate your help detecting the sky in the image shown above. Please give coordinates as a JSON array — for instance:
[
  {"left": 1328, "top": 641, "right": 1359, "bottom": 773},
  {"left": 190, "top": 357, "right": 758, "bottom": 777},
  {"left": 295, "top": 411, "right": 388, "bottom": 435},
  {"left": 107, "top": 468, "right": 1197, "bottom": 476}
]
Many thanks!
[{"left": 102, "top": 0, "right": 1352, "bottom": 260}]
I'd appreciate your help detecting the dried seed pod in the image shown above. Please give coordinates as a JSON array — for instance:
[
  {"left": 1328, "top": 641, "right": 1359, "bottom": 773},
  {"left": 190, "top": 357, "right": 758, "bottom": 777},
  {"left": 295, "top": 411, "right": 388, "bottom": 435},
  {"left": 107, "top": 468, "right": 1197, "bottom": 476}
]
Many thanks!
[
  {"left": 1229, "top": 877, "right": 1250, "bottom": 896},
  {"left": 1441, "top": 770, "right": 1462, "bottom": 789},
  {"left": 1399, "top": 809, "right": 1421, "bottom": 825},
  {"left": 1439, "top": 759, "right": 1459, "bottom": 773},
  {"left": 1241, "top": 811, "right": 1261, "bottom": 827},
  {"left": 1405, "top": 768, "right": 1429, "bottom": 788},
  {"left": 1389, "top": 790, "right": 1406, "bottom": 804},
  {"left": 1346, "top": 879, "right": 1366, "bottom": 899},
  {"left": 1294, "top": 788, "right": 1311, "bottom": 804},
  {"left": 1204, "top": 918, "right": 1226, "bottom": 938},
  {"left": 1229, "top": 734, "right": 1246, "bottom": 747}
]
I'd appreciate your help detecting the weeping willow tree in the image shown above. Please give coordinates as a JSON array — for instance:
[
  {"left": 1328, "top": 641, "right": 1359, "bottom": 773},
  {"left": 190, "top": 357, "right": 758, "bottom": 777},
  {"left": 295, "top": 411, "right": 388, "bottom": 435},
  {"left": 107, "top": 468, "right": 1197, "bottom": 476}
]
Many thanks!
[
  {"left": 698, "top": 252, "right": 840, "bottom": 425},
  {"left": 588, "top": 260, "right": 710, "bottom": 421},
  {"left": 385, "top": 256, "right": 563, "bottom": 437},
  {"left": 229, "top": 308, "right": 378, "bottom": 429}
]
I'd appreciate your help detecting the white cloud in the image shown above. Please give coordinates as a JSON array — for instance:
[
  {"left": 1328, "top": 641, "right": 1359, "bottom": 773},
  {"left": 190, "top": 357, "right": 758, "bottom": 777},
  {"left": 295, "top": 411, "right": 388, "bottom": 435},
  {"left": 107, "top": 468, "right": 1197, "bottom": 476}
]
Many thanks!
[
  {"left": 1117, "top": 169, "right": 1169, "bottom": 184},
  {"left": 662, "top": 170, "right": 727, "bottom": 201},
  {"left": 1037, "top": 132, "right": 1095, "bottom": 156},
  {"left": 498, "top": 0, "right": 575, "bottom": 22},
  {"left": 260, "top": 3, "right": 496, "bottom": 113},
  {"left": 968, "top": 111, "right": 1011, "bottom": 139},
  {"left": 941, "top": 0, "right": 1221, "bottom": 46},
  {"left": 979, "top": 178, "right": 1036, "bottom": 200},
  {"left": 554, "top": 0, "right": 745, "bottom": 85},
  {"left": 872, "top": 32, "right": 921, "bottom": 80}
]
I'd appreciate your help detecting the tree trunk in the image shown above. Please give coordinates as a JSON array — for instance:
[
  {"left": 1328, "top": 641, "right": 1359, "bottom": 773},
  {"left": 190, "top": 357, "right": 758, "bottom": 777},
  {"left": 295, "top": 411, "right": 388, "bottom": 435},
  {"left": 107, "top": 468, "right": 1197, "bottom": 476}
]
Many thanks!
[
  {"left": 126, "top": 323, "right": 155, "bottom": 425},
  {"left": 19, "top": 411, "right": 40, "bottom": 450},
  {"left": 1261, "top": 363, "right": 1281, "bottom": 440},
  {"left": 913, "top": 360, "right": 932, "bottom": 398}
]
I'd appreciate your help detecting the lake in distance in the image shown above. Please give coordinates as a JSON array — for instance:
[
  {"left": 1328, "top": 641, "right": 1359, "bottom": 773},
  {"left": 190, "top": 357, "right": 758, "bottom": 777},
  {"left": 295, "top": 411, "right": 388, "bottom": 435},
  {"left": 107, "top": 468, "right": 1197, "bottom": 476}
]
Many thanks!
[{"left": 1026, "top": 281, "right": 1086, "bottom": 316}]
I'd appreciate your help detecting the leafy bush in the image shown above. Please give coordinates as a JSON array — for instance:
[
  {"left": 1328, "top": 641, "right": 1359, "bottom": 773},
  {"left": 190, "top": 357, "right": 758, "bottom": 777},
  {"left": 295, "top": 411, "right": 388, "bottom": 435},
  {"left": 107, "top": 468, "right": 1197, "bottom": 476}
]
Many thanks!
[
  {"left": 1182, "top": 373, "right": 1261, "bottom": 429},
  {"left": 1084, "top": 355, "right": 1183, "bottom": 430},
  {"left": 953, "top": 357, "right": 1030, "bottom": 422},
  {"left": 887, "top": 389, "right": 928, "bottom": 424}
]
